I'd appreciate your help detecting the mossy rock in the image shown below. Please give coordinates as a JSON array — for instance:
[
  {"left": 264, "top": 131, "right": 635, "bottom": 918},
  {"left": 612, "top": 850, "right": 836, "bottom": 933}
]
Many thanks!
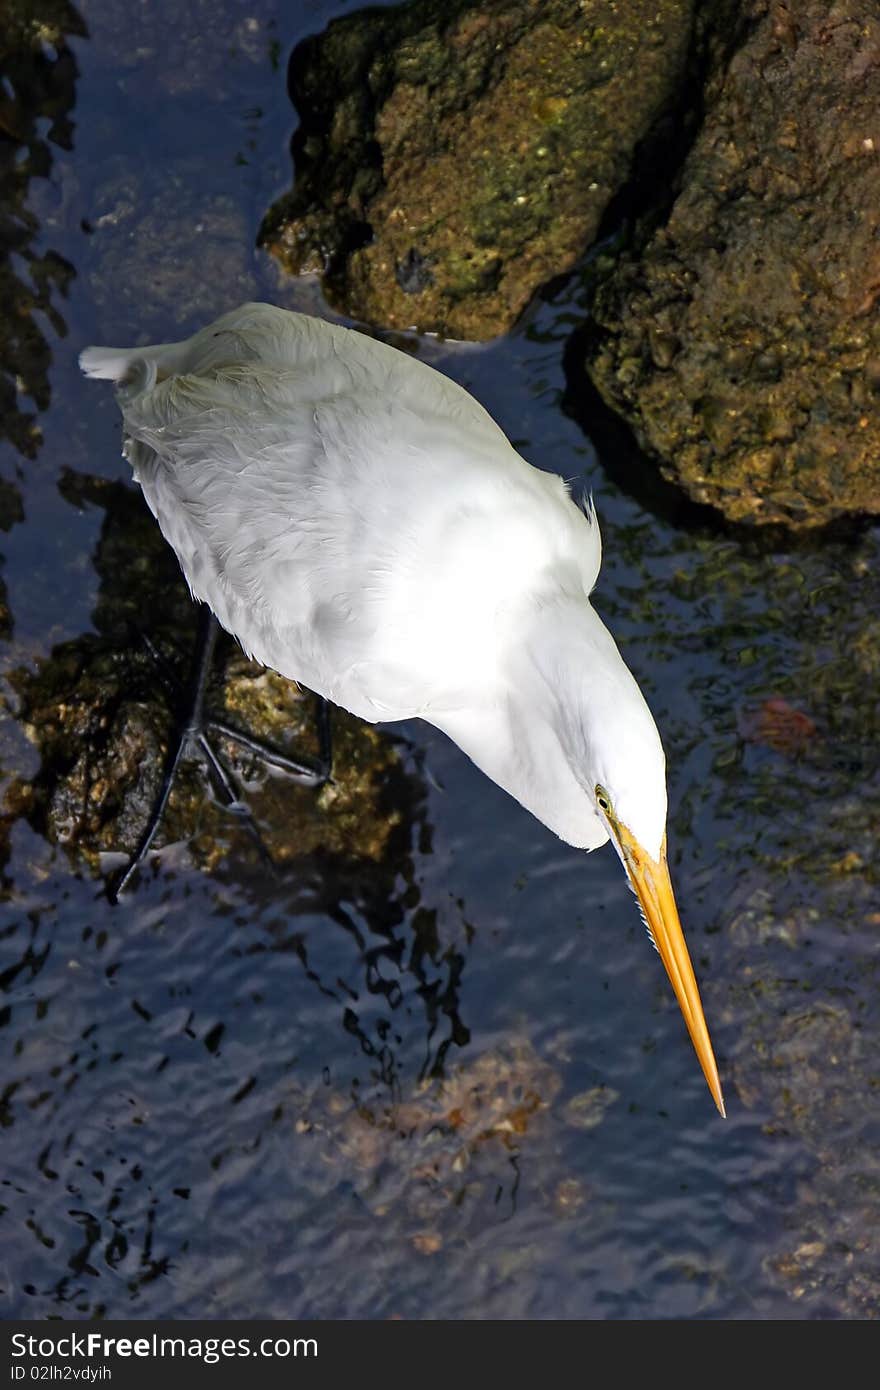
[
  {"left": 261, "top": 0, "right": 703, "bottom": 339},
  {"left": 583, "top": 0, "right": 880, "bottom": 528}
]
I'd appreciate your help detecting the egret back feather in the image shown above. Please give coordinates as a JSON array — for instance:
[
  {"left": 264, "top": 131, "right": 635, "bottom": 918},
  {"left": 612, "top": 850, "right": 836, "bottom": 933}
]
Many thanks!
[{"left": 89, "top": 305, "right": 601, "bottom": 709}]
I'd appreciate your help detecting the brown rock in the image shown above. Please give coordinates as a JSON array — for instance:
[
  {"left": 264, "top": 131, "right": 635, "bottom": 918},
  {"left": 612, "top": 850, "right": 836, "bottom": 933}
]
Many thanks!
[
  {"left": 261, "top": 0, "right": 705, "bottom": 339},
  {"left": 584, "top": 0, "right": 880, "bottom": 527}
]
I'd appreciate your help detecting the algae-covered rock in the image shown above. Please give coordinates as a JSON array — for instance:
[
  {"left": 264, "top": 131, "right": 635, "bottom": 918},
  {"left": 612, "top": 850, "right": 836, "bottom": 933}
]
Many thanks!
[
  {"left": 637, "top": 516, "right": 880, "bottom": 1316},
  {"left": 733, "top": 1000, "right": 880, "bottom": 1316},
  {"left": 6, "top": 475, "right": 422, "bottom": 885},
  {"left": 0, "top": 0, "right": 83, "bottom": 459},
  {"left": 262, "top": 0, "right": 703, "bottom": 339},
  {"left": 583, "top": 0, "right": 880, "bottom": 528},
  {"left": 689, "top": 529, "right": 880, "bottom": 1317},
  {"left": 286, "top": 1038, "right": 565, "bottom": 1230}
]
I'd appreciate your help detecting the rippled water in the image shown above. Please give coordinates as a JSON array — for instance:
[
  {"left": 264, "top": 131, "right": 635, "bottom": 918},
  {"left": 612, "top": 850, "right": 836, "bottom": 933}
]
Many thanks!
[{"left": 1, "top": 0, "right": 878, "bottom": 1320}]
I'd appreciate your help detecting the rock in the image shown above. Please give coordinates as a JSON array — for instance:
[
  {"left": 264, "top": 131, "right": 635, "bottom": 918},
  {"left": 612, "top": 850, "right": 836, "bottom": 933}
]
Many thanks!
[
  {"left": 261, "top": 0, "right": 705, "bottom": 339},
  {"left": 733, "top": 1000, "right": 880, "bottom": 1316},
  {"left": 286, "top": 1038, "right": 563, "bottom": 1219},
  {"left": 563, "top": 1084, "right": 619, "bottom": 1130},
  {"left": 583, "top": 0, "right": 880, "bottom": 528}
]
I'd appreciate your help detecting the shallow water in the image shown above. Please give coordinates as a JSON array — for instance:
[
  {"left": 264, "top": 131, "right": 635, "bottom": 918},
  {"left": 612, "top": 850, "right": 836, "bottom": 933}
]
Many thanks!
[{"left": 1, "top": 0, "right": 878, "bottom": 1320}]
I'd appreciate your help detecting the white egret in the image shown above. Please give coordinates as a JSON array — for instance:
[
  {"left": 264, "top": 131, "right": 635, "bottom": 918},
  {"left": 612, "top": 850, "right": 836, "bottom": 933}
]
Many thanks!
[{"left": 80, "top": 302, "right": 724, "bottom": 1116}]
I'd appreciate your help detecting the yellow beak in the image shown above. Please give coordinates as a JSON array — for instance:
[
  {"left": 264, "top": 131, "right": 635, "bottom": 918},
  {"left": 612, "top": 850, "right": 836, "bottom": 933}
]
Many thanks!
[{"left": 613, "top": 825, "right": 725, "bottom": 1117}]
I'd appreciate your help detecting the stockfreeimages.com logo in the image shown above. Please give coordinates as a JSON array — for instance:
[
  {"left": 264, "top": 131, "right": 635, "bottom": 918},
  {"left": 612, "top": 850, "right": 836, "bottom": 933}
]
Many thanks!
[{"left": 11, "top": 1333, "right": 317, "bottom": 1367}]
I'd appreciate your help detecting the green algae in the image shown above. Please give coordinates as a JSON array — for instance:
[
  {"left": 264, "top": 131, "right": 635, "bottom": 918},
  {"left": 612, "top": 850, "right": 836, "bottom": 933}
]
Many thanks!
[{"left": 261, "top": 0, "right": 701, "bottom": 339}]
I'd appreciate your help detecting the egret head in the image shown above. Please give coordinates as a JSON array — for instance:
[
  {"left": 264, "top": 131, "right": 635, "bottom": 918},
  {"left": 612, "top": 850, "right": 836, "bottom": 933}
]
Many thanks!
[
  {"left": 582, "top": 659, "right": 669, "bottom": 860},
  {"left": 572, "top": 616, "right": 725, "bottom": 1117}
]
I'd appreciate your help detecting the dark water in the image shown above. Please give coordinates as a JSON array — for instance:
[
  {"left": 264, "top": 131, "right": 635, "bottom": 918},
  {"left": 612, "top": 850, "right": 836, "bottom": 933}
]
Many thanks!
[{"left": 1, "top": 0, "right": 878, "bottom": 1320}]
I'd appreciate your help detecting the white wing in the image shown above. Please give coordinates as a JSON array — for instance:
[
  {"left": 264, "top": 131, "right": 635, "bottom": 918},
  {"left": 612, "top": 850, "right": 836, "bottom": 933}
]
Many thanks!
[{"left": 84, "top": 304, "right": 602, "bottom": 721}]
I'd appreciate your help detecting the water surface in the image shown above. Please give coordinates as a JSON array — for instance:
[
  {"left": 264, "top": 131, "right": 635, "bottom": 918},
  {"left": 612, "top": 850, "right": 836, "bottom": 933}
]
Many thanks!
[{"left": 1, "top": 0, "right": 878, "bottom": 1320}]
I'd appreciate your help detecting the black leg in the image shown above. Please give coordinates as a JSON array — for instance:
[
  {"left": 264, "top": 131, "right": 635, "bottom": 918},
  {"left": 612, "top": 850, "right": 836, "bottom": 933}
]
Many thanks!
[
  {"left": 315, "top": 694, "right": 332, "bottom": 773},
  {"left": 107, "top": 607, "right": 332, "bottom": 901},
  {"left": 106, "top": 707, "right": 194, "bottom": 903}
]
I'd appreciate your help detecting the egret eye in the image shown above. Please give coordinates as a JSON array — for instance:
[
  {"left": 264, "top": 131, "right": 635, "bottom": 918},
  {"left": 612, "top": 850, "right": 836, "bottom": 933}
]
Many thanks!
[{"left": 595, "top": 786, "right": 612, "bottom": 815}]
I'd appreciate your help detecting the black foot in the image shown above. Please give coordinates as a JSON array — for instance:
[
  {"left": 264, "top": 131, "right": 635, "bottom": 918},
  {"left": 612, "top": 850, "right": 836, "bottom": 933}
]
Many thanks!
[{"left": 107, "top": 607, "right": 332, "bottom": 902}]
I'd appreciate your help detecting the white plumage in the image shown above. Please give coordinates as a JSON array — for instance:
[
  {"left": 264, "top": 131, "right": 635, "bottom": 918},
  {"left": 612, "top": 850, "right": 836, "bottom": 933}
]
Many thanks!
[{"left": 81, "top": 301, "right": 724, "bottom": 1114}]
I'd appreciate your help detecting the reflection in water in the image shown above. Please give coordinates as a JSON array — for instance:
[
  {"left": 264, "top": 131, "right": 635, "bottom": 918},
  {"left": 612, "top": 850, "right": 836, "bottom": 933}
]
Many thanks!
[
  {"left": 0, "top": 479, "right": 22, "bottom": 644},
  {"left": 0, "top": 1, "right": 83, "bottom": 459},
  {"left": 2, "top": 856, "right": 570, "bottom": 1316},
  {"left": 0, "top": 2, "right": 82, "bottom": 666}
]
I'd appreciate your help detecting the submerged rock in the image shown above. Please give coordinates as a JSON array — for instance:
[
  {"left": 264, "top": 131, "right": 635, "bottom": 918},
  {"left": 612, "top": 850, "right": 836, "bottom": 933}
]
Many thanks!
[
  {"left": 285, "top": 1038, "right": 565, "bottom": 1229},
  {"left": 733, "top": 999, "right": 880, "bottom": 1317},
  {"left": 261, "top": 0, "right": 704, "bottom": 339},
  {"left": 84, "top": 167, "right": 257, "bottom": 333},
  {"left": 583, "top": 0, "right": 880, "bottom": 528}
]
